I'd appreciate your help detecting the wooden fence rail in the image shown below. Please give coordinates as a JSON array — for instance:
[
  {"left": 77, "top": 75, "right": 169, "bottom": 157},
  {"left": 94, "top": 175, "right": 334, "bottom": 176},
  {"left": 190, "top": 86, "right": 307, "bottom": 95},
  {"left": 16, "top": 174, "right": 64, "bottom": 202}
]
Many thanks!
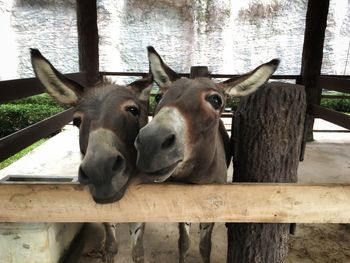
[
  {"left": 0, "top": 73, "right": 87, "bottom": 104},
  {"left": 308, "top": 75, "right": 350, "bottom": 131},
  {"left": 0, "top": 73, "right": 86, "bottom": 162},
  {"left": 308, "top": 104, "right": 350, "bottom": 130},
  {"left": 100, "top": 71, "right": 300, "bottom": 80},
  {"left": 0, "top": 108, "right": 74, "bottom": 162},
  {"left": 0, "top": 183, "right": 349, "bottom": 223},
  {"left": 316, "top": 75, "right": 350, "bottom": 94}
]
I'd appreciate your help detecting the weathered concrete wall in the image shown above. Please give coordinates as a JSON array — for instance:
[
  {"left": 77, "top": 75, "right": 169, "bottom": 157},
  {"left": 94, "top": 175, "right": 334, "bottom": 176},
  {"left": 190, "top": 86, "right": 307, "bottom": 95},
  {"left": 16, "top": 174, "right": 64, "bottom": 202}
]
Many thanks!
[{"left": 0, "top": 0, "right": 349, "bottom": 81}]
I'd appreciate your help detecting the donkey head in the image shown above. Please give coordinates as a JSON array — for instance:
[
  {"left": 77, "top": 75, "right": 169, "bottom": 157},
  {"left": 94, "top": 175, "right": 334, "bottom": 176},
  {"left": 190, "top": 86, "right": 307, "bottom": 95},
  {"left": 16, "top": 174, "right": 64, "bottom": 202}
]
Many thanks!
[
  {"left": 135, "top": 46, "right": 279, "bottom": 183},
  {"left": 31, "top": 49, "right": 152, "bottom": 203}
]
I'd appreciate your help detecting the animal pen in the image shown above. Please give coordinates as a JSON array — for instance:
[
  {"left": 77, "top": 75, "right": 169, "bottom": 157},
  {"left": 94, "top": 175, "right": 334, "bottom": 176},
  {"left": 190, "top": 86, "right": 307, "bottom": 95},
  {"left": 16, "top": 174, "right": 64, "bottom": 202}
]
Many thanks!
[{"left": 0, "top": 0, "right": 349, "bottom": 262}]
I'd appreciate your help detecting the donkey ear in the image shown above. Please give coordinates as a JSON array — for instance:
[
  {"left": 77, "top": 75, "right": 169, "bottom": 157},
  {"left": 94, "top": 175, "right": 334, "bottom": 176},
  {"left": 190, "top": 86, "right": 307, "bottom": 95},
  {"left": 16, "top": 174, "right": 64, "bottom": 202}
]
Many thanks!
[
  {"left": 147, "top": 46, "right": 180, "bottom": 90},
  {"left": 219, "top": 59, "right": 280, "bottom": 97},
  {"left": 127, "top": 73, "right": 154, "bottom": 101},
  {"left": 30, "top": 48, "right": 85, "bottom": 106}
]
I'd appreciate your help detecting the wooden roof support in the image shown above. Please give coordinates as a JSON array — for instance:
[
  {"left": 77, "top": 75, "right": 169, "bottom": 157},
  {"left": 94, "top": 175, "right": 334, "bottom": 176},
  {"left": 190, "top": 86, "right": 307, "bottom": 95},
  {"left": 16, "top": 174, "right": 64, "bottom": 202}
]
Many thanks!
[
  {"left": 299, "top": 0, "right": 330, "bottom": 141},
  {"left": 76, "top": 0, "right": 99, "bottom": 86}
]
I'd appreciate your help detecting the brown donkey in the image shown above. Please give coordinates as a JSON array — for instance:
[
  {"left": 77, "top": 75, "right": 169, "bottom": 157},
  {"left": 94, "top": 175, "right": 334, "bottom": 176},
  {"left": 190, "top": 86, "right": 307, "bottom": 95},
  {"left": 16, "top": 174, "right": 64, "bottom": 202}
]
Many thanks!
[
  {"left": 135, "top": 46, "right": 279, "bottom": 263},
  {"left": 31, "top": 49, "right": 152, "bottom": 262}
]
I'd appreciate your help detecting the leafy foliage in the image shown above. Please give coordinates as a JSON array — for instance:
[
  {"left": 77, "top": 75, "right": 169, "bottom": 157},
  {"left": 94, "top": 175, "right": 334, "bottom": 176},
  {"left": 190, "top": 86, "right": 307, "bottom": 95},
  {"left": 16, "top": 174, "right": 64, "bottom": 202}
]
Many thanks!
[
  {"left": 225, "top": 94, "right": 350, "bottom": 113},
  {"left": 320, "top": 98, "right": 350, "bottom": 113},
  {"left": 0, "top": 94, "right": 64, "bottom": 138}
]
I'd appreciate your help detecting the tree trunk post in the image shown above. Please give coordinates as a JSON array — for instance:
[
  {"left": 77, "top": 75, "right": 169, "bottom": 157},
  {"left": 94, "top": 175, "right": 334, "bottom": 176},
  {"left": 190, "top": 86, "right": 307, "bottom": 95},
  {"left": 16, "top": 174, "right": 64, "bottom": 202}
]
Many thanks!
[
  {"left": 299, "top": 0, "right": 330, "bottom": 141},
  {"left": 227, "top": 83, "right": 306, "bottom": 263},
  {"left": 76, "top": 0, "right": 99, "bottom": 86}
]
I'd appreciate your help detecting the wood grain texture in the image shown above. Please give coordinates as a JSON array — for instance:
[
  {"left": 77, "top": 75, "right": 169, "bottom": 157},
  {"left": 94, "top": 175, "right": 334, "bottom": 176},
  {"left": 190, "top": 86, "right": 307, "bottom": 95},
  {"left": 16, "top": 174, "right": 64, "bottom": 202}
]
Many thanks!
[
  {"left": 0, "top": 73, "right": 87, "bottom": 104},
  {"left": 228, "top": 82, "right": 307, "bottom": 263},
  {"left": 0, "top": 183, "right": 349, "bottom": 223}
]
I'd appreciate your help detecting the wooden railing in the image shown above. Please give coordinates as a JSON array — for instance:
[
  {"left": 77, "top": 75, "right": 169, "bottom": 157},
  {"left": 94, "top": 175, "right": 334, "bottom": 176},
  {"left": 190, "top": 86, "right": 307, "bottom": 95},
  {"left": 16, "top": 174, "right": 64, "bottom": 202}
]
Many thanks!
[
  {"left": 309, "top": 76, "right": 350, "bottom": 130},
  {"left": 0, "top": 73, "right": 87, "bottom": 104},
  {"left": 1, "top": 183, "right": 349, "bottom": 223},
  {"left": 0, "top": 73, "right": 86, "bottom": 163}
]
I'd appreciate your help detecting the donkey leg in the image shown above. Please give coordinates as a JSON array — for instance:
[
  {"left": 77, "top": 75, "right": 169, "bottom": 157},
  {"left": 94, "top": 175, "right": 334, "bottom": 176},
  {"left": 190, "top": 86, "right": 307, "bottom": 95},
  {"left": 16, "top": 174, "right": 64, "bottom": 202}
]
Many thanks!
[
  {"left": 199, "top": 223, "right": 214, "bottom": 263},
  {"left": 103, "top": 223, "right": 119, "bottom": 263},
  {"left": 130, "top": 223, "right": 146, "bottom": 263},
  {"left": 178, "top": 222, "right": 191, "bottom": 263}
]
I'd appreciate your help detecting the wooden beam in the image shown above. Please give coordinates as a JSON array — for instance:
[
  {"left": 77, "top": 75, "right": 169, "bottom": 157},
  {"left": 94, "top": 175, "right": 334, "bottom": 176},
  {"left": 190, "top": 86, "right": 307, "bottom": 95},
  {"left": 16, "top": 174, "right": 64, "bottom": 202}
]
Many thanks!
[
  {"left": 0, "top": 109, "right": 74, "bottom": 162},
  {"left": 299, "top": 0, "right": 330, "bottom": 141},
  {"left": 309, "top": 104, "right": 350, "bottom": 130},
  {"left": 0, "top": 73, "right": 86, "bottom": 104},
  {"left": 317, "top": 76, "right": 350, "bottom": 94},
  {"left": 0, "top": 183, "right": 349, "bottom": 223},
  {"left": 76, "top": 0, "right": 99, "bottom": 86},
  {"left": 99, "top": 71, "right": 299, "bottom": 80}
]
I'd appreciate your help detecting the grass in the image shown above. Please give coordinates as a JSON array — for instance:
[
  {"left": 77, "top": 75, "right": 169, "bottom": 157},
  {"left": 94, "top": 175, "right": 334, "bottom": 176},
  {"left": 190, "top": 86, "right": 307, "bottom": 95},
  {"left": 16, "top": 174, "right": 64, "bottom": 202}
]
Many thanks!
[{"left": 0, "top": 139, "right": 46, "bottom": 170}]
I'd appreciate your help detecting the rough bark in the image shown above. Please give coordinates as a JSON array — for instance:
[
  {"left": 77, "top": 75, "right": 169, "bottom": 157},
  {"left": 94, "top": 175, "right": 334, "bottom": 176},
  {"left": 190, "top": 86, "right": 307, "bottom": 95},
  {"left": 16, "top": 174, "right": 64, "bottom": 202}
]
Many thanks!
[
  {"left": 299, "top": 0, "right": 330, "bottom": 141},
  {"left": 227, "top": 82, "right": 307, "bottom": 263},
  {"left": 76, "top": 0, "right": 99, "bottom": 86}
]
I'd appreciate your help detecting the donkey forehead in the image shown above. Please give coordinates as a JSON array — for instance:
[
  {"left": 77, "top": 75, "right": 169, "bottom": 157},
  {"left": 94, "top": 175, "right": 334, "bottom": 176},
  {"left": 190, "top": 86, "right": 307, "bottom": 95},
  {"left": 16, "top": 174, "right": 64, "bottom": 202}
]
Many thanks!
[
  {"left": 159, "top": 77, "right": 222, "bottom": 107},
  {"left": 77, "top": 86, "right": 140, "bottom": 114},
  {"left": 173, "top": 77, "right": 218, "bottom": 92},
  {"left": 169, "top": 78, "right": 220, "bottom": 96}
]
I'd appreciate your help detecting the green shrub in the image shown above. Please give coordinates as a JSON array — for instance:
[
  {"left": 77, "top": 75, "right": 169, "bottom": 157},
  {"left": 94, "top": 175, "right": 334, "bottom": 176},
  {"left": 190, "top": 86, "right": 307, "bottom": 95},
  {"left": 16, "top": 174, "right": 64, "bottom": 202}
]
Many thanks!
[
  {"left": 0, "top": 94, "right": 64, "bottom": 138},
  {"left": 10, "top": 94, "right": 60, "bottom": 106},
  {"left": 321, "top": 98, "right": 350, "bottom": 113},
  {"left": 226, "top": 94, "right": 350, "bottom": 113},
  {"left": 225, "top": 98, "right": 239, "bottom": 111}
]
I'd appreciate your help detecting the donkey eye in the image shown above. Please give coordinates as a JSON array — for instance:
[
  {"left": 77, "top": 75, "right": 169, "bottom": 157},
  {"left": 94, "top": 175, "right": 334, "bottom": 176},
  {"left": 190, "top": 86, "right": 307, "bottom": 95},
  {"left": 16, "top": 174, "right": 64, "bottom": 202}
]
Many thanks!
[
  {"left": 206, "top": 94, "right": 223, "bottom": 110},
  {"left": 73, "top": 117, "right": 82, "bottom": 128},
  {"left": 125, "top": 106, "right": 140, "bottom": 116},
  {"left": 155, "top": 94, "right": 163, "bottom": 103}
]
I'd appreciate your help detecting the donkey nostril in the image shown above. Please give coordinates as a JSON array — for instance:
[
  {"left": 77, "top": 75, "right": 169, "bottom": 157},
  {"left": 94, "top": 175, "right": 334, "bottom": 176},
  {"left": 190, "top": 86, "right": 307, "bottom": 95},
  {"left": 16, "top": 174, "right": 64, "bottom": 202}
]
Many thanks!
[
  {"left": 112, "top": 155, "right": 124, "bottom": 172},
  {"left": 78, "top": 166, "right": 89, "bottom": 184},
  {"left": 161, "top": 134, "right": 176, "bottom": 150}
]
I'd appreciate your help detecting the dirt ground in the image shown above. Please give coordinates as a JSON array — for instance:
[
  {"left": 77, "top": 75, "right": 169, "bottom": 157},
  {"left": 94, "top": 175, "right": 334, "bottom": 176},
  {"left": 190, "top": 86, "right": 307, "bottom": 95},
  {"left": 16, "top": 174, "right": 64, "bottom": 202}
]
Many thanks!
[
  {"left": 64, "top": 124, "right": 350, "bottom": 263},
  {"left": 65, "top": 222, "right": 350, "bottom": 263},
  {"left": 287, "top": 224, "right": 350, "bottom": 263}
]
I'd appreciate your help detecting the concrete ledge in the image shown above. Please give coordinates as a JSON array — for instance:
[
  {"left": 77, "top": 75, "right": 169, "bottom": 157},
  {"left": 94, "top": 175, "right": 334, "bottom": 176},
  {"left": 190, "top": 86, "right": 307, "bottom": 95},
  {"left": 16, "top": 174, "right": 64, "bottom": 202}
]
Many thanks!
[
  {"left": 0, "top": 125, "right": 81, "bottom": 181},
  {"left": 0, "top": 126, "right": 82, "bottom": 263},
  {"left": 0, "top": 223, "right": 82, "bottom": 263}
]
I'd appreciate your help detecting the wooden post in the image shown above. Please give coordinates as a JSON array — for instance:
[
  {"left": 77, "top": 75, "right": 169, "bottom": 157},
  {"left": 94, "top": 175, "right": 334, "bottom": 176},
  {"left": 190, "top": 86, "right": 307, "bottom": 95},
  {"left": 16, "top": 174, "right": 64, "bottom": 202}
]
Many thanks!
[
  {"left": 190, "top": 66, "right": 210, "bottom": 78},
  {"left": 76, "top": 0, "right": 99, "bottom": 86},
  {"left": 299, "top": 0, "right": 330, "bottom": 141},
  {"left": 227, "top": 83, "right": 307, "bottom": 263}
]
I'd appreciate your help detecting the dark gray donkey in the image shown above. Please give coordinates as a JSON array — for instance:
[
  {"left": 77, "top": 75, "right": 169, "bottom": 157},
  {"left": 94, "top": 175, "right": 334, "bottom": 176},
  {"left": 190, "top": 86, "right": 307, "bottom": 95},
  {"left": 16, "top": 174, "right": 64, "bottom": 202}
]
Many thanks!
[
  {"left": 31, "top": 49, "right": 152, "bottom": 262},
  {"left": 135, "top": 46, "right": 279, "bottom": 263}
]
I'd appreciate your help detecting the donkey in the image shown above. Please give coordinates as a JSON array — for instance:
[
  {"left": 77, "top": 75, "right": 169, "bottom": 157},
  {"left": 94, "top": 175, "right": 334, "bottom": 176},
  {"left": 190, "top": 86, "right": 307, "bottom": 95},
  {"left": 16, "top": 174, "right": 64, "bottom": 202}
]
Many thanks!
[
  {"left": 30, "top": 49, "right": 152, "bottom": 263},
  {"left": 135, "top": 46, "right": 279, "bottom": 263}
]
